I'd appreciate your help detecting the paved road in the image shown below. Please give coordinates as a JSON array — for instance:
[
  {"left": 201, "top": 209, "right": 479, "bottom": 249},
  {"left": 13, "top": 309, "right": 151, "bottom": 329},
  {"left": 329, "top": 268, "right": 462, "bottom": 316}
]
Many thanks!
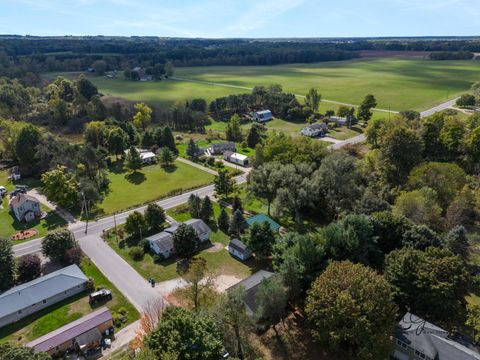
[{"left": 420, "top": 97, "right": 459, "bottom": 118}]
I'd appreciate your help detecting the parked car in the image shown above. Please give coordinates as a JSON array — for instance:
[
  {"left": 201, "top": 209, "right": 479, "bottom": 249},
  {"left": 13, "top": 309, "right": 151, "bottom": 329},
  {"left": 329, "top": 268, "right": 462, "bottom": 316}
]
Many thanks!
[
  {"left": 0, "top": 186, "right": 6, "bottom": 196},
  {"left": 89, "top": 289, "right": 112, "bottom": 304}
]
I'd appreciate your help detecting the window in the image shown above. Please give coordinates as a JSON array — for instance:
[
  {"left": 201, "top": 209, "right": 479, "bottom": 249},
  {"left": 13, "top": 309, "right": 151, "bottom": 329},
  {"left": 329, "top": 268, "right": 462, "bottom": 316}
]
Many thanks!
[
  {"left": 18, "top": 310, "right": 22, "bottom": 314},
  {"left": 43, "top": 300, "right": 46, "bottom": 304}
]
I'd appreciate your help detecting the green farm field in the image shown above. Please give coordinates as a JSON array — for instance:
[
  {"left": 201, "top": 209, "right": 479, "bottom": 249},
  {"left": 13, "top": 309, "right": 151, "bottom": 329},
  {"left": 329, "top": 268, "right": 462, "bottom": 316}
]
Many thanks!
[{"left": 84, "top": 58, "right": 480, "bottom": 111}]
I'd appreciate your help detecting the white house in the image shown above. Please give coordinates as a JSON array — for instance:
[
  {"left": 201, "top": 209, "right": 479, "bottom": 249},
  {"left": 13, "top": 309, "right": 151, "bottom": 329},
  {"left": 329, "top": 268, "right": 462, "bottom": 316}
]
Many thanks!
[
  {"left": 207, "top": 142, "right": 236, "bottom": 155},
  {"left": 147, "top": 231, "right": 174, "bottom": 259},
  {"left": 228, "top": 239, "right": 252, "bottom": 261},
  {"left": 185, "top": 219, "right": 211, "bottom": 242},
  {"left": 9, "top": 193, "right": 41, "bottom": 222},
  {"left": 253, "top": 110, "right": 273, "bottom": 123},
  {"left": 224, "top": 151, "right": 250, "bottom": 167},
  {"left": 300, "top": 123, "right": 327, "bottom": 138},
  {"left": 124, "top": 148, "right": 157, "bottom": 164},
  {"left": 330, "top": 115, "right": 356, "bottom": 126}
]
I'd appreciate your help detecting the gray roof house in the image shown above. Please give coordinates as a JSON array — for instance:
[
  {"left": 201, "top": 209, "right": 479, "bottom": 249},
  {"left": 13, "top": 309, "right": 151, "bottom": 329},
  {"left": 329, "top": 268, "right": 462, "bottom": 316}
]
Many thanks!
[
  {"left": 300, "top": 123, "right": 327, "bottom": 138},
  {"left": 185, "top": 219, "right": 211, "bottom": 242},
  {"left": 228, "top": 238, "right": 252, "bottom": 261},
  {"left": 9, "top": 193, "right": 41, "bottom": 222},
  {"left": 0, "top": 265, "right": 88, "bottom": 328},
  {"left": 148, "top": 219, "right": 211, "bottom": 259},
  {"left": 393, "top": 312, "right": 480, "bottom": 360},
  {"left": 252, "top": 110, "right": 273, "bottom": 123},
  {"left": 227, "top": 270, "right": 274, "bottom": 315},
  {"left": 27, "top": 307, "right": 113, "bottom": 356},
  {"left": 147, "top": 231, "right": 174, "bottom": 259},
  {"left": 208, "top": 142, "right": 236, "bottom": 155}
]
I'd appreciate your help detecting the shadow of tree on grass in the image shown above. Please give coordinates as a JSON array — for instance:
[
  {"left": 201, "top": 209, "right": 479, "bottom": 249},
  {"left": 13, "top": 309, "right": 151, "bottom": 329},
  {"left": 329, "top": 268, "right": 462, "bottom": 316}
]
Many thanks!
[{"left": 125, "top": 171, "right": 146, "bottom": 185}]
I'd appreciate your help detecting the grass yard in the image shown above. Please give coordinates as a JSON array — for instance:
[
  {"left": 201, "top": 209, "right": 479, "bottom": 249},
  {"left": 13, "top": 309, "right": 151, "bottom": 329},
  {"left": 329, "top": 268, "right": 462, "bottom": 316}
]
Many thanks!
[
  {"left": 106, "top": 201, "right": 256, "bottom": 283},
  {"left": 96, "top": 160, "right": 214, "bottom": 215},
  {"left": 0, "top": 257, "right": 138, "bottom": 345},
  {"left": 327, "top": 125, "right": 364, "bottom": 140},
  {"left": 0, "top": 171, "right": 66, "bottom": 241}
]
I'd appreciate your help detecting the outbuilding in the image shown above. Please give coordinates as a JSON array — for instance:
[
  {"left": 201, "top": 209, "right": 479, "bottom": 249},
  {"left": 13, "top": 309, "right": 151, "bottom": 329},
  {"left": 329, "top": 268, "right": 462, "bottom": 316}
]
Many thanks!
[
  {"left": 228, "top": 238, "right": 252, "bottom": 261},
  {"left": 253, "top": 110, "right": 273, "bottom": 123},
  {"left": 224, "top": 151, "right": 249, "bottom": 167}
]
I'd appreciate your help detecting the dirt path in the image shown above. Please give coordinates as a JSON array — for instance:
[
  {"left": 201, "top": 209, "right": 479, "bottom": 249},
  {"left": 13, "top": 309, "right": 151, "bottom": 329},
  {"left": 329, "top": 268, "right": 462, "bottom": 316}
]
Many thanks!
[{"left": 27, "top": 189, "right": 78, "bottom": 225}]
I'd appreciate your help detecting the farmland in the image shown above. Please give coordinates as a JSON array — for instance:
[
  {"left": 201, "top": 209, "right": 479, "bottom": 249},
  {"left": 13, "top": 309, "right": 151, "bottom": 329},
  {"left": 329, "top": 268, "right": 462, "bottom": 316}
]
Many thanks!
[{"left": 85, "top": 58, "right": 480, "bottom": 111}]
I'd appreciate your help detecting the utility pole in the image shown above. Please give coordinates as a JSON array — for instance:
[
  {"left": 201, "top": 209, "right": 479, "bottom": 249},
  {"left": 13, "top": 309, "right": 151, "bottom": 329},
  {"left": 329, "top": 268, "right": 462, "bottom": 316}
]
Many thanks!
[
  {"left": 113, "top": 212, "right": 118, "bottom": 244},
  {"left": 81, "top": 192, "right": 89, "bottom": 234}
]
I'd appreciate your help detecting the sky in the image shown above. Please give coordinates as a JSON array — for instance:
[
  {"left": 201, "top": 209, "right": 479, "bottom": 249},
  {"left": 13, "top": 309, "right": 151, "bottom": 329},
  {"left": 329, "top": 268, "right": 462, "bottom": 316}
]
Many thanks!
[{"left": 0, "top": 0, "right": 479, "bottom": 38}]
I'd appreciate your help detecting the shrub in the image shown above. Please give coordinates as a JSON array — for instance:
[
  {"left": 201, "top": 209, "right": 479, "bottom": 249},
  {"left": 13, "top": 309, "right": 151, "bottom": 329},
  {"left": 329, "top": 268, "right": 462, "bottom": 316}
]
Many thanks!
[
  {"left": 64, "top": 247, "right": 83, "bottom": 265},
  {"left": 198, "top": 155, "right": 208, "bottom": 163},
  {"left": 86, "top": 277, "right": 95, "bottom": 292},
  {"left": 206, "top": 156, "right": 216, "bottom": 166},
  {"left": 129, "top": 246, "right": 144, "bottom": 260},
  {"left": 153, "top": 254, "right": 165, "bottom": 263}
]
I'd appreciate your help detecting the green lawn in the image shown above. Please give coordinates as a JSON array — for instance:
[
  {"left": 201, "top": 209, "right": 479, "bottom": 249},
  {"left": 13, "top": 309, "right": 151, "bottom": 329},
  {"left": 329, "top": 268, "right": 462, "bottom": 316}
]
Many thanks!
[
  {"left": 96, "top": 160, "right": 215, "bottom": 215},
  {"left": 0, "top": 257, "right": 139, "bottom": 344},
  {"left": 106, "top": 202, "right": 256, "bottom": 283},
  {"left": 327, "top": 125, "right": 364, "bottom": 140},
  {"left": 0, "top": 171, "right": 66, "bottom": 241}
]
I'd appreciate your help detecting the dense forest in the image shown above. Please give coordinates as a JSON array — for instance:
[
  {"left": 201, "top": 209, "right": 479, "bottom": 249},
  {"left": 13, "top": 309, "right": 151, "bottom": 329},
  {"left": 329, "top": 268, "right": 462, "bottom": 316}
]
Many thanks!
[{"left": 1, "top": 36, "right": 479, "bottom": 81}]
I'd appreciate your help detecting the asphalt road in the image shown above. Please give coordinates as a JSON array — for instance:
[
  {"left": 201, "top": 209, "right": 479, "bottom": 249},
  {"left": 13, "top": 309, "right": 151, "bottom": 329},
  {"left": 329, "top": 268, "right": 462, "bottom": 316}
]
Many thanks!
[
  {"left": 12, "top": 173, "right": 248, "bottom": 311},
  {"left": 327, "top": 97, "right": 460, "bottom": 150}
]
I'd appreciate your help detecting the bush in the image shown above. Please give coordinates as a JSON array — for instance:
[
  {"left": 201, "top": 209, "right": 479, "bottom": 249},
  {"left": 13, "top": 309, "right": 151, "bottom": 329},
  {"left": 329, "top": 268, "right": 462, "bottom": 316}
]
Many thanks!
[
  {"left": 153, "top": 254, "right": 165, "bottom": 263},
  {"left": 86, "top": 277, "right": 95, "bottom": 292},
  {"left": 64, "top": 247, "right": 83, "bottom": 265},
  {"left": 206, "top": 156, "right": 216, "bottom": 166},
  {"left": 113, "top": 310, "right": 128, "bottom": 327},
  {"left": 128, "top": 246, "right": 144, "bottom": 260},
  {"left": 215, "top": 160, "right": 224, "bottom": 168},
  {"left": 17, "top": 254, "right": 41, "bottom": 283}
]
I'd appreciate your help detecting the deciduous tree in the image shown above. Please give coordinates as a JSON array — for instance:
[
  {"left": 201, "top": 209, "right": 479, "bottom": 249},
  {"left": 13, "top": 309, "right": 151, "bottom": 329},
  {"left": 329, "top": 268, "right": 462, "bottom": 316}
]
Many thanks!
[
  {"left": 214, "top": 169, "right": 235, "bottom": 199},
  {"left": 247, "top": 221, "right": 275, "bottom": 260},
  {"left": 226, "top": 114, "right": 243, "bottom": 142},
  {"left": 254, "top": 275, "right": 287, "bottom": 330},
  {"left": 125, "top": 211, "right": 148, "bottom": 240},
  {"left": 229, "top": 209, "right": 247, "bottom": 237},
  {"left": 159, "top": 147, "right": 174, "bottom": 167},
  {"left": 17, "top": 254, "right": 41, "bottom": 283},
  {"left": 305, "top": 261, "right": 396, "bottom": 360},
  {"left": 0, "top": 238, "right": 15, "bottom": 292},
  {"left": 42, "top": 229, "right": 78, "bottom": 263},
  {"left": 125, "top": 146, "right": 143, "bottom": 173},
  {"left": 385, "top": 247, "right": 469, "bottom": 323},
  {"left": 173, "top": 224, "right": 199, "bottom": 258},
  {"left": 41, "top": 165, "right": 79, "bottom": 209},
  {"left": 144, "top": 203, "right": 166, "bottom": 233},
  {"left": 133, "top": 103, "right": 152, "bottom": 130},
  {"left": 145, "top": 306, "right": 223, "bottom": 360},
  {"left": 305, "top": 88, "right": 321, "bottom": 112},
  {"left": 356, "top": 94, "right": 377, "bottom": 123}
]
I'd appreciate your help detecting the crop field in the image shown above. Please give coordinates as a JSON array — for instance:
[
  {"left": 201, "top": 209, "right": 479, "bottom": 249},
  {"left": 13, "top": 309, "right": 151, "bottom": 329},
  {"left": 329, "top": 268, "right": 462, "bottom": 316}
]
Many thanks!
[{"left": 84, "top": 58, "right": 480, "bottom": 111}]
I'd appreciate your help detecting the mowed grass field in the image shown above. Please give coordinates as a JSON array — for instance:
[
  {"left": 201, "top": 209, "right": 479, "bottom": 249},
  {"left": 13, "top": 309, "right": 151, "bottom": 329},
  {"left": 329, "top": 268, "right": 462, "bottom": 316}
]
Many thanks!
[
  {"left": 85, "top": 58, "right": 480, "bottom": 111},
  {"left": 97, "top": 160, "right": 214, "bottom": 215}
]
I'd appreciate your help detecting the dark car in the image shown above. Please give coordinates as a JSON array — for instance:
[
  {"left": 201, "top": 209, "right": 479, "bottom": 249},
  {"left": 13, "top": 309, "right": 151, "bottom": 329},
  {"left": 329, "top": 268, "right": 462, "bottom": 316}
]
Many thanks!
[{"left": 89, "top": 288, "right": 112, "bottom": 304}]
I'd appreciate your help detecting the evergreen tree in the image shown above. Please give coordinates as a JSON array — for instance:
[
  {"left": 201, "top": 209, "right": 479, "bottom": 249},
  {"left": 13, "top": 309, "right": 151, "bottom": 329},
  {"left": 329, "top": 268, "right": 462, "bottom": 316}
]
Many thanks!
[
  {"left": 163, "top": 127, "right": 177, "bottom": 154},
  {"left": 159, "top": 147, "right": 174, "bottom": 167},
  {"left": 229, "top": 209, "right": 247, "bottom": 237},
  {"left": 217, "top": 207, "right": 230, "bottom": 233},
  {"left": 200, "top": 196, "right": 214, "bottom": 222},
  {"left": 232, "top": 196, "right": 243, "bottom": 214},
  {"left": 125, "top": 146, "right": 143, "bottom": 172},
  {"left": 186, "top": 138, "right": 200, "bottom": 159},
  {"left": 153, "top": 127, "right": 164, "bottom": 147},
  {"left": 246, "top": 126, "right": 261, "bottom": 148},
  {"left": 188, "top": 194, "right": 202, "bottom": 218},
  {"left": 444, "top": 225, "right": 470, "bottom": 260},
  {"left": 214, "top": 169, "right": 236, "bottom": 199}
]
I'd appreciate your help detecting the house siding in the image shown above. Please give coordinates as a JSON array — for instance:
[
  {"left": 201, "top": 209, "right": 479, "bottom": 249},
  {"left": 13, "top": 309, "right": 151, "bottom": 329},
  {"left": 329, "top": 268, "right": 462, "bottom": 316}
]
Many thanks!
[{"left": 0, "top": 283, "right": 87, "bottom": 328}]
